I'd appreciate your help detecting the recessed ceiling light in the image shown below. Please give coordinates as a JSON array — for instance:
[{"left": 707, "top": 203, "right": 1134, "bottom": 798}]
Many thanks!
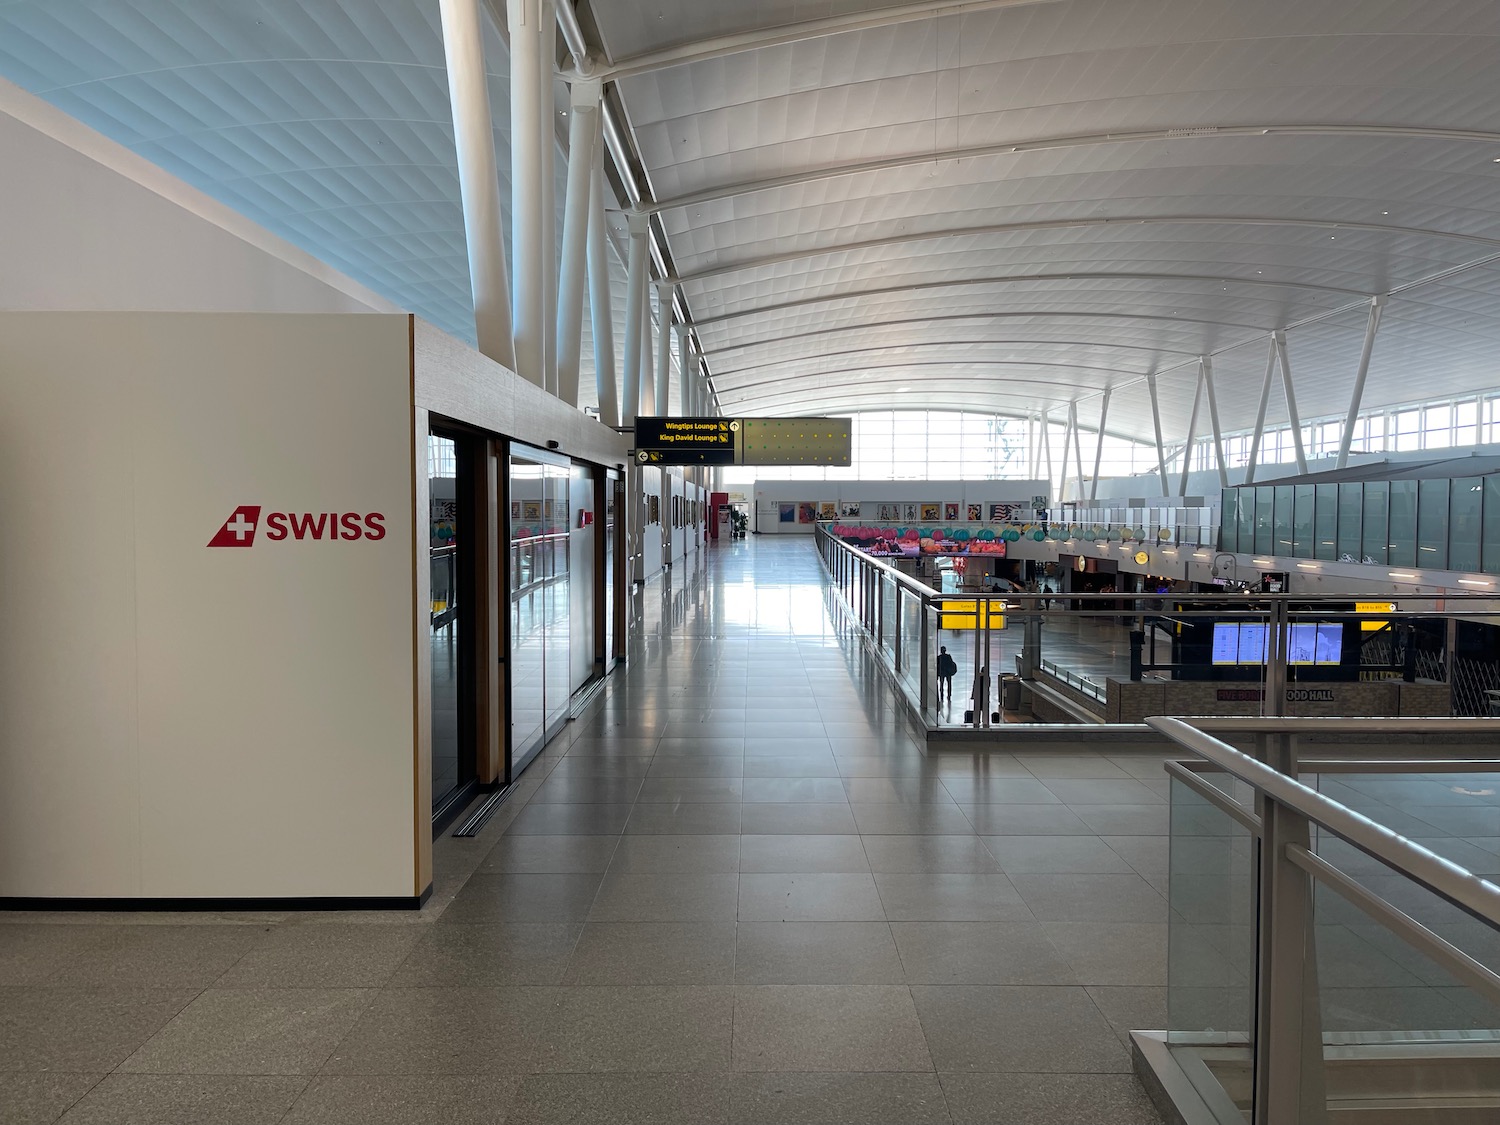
[
  {"left": 1492, "top": 157, "right": 1500, "bottom": 163},
  {"left": 1381, "top": 210, "right": 1389, "bottom": 215},
  {"left": 896, "top": 387, "right": 910, "bottom": 392}
]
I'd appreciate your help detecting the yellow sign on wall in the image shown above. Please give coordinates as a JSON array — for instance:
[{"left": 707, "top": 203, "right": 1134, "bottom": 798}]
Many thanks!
[{"left": 939, "top": 600, "right": 1005, "bottom": 630}]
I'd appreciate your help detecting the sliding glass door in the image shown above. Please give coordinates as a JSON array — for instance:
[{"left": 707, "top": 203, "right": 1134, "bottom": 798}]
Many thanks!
[
  {"left": 509, "top": 445, "right": 570, "bottom": 775},
  {"left": 429, "top": 429, "right": 476, "bottom": 823}
]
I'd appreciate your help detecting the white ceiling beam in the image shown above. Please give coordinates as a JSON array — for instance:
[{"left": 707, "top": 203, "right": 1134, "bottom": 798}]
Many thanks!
[
  {"left": 716, "top": 361, "right": 1134, "bottom": 396},
  {"left": 670, "top": 220, "right": 1497, "bottom": 289},
  {"left": 711, "top": 338, "right": 1199, "bottom": 380},
  {"left": 649, "top": 124, "right": 1500, "bottom": 216},
  {"left": 688, "top": 272, "right": 1334, "bottom": 333},
  {"left": 569, "top": 0, "right": 1064, "bottom": 80},
  {"left": 699, "top": 310, "right": 1263, "bottom": 355}
]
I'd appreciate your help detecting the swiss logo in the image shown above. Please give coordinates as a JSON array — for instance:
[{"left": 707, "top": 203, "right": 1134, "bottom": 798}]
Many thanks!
[
  {"left": 207, "top": 506, "right": 386, "bottom": 547},
  {"left": 207, "top": 505, "right": 262, "bottom": 548}
]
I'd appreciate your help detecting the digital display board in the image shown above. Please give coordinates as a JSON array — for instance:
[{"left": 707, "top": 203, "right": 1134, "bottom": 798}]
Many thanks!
[
  {"left": 634, "top": 417, "right": 736, "bottom": 465},
  {"left": 634, "top": 416, "right": 852, "bottom": 466},
  {"left": 1212, "top": 622, "right": 1341, "bottom": 665}
]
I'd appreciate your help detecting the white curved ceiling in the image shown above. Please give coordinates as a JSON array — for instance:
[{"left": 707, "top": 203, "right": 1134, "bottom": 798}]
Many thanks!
[
  {"left": 2, "top": 0, "right": 1499, "bottom": 450},
  {"left": 587, "top": 0, "right": 1500, "bottom": 442}
]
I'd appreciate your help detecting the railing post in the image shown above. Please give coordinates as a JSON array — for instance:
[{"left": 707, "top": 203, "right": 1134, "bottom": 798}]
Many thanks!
[
  {"left": 1252, "top": 731, "right": 1326, "bottom": 1125},
  {"left": 876, "top": 570, "right": 885, "bottom": 651},
  {"left": 980, "top": 599, "right": 993, "bottom": 728},
  {"left": 1266, "top": 600, "right": 1289, "bottom": 718},
  {"left": 919, "top": 596, "right": 930, "bottom": 713},
  {"left": 1253, "top": 790, "right": 1327, "bottom": 1125},
  {"left": 894, "top": 585, "right": 903, "bottom": 673}
]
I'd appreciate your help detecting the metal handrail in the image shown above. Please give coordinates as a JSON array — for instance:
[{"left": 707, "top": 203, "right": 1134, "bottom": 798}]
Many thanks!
[
  {"left": 1148, "top": 715, "right": 1500, "bottom": 928},
  {"left": 1185, "top": 717, "right": 1500, "bottom": 732},
  {"left": 817, "top": 523, "right": 1500, "bottom": 612}
]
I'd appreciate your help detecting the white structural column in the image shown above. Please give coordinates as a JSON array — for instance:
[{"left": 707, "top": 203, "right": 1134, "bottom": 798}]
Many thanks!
[
  {"left": 1177, "top": 364, "right": 1205, "bottom": 497},
  {"left": 1146, "top": 373, "right": 1169, "bottom": 498},
  {"left": 1038, "top": 410, "right": 1054, "bottom": 503},
  {"left": 1068, "top": 401, "right": 1085, "bottom": 505},
  {"left": 621, "top": 211, "right": 649, "bottom": 425},
  {"left": 507, "top": 0, "right": 547, "bottom": 387},
  {"left": 1244, "top": 337, "right": 1277, "bottom": 486},
  {"left": 1057, "top": 408, "right": 1074, "bottom": 504},
  {"left": 555, "top": 78, "right": 600, "bottom": 408},
  {"left": 585, "top": 155, "right": 619, "bottom": 426},
  {"left": 1201, "top": 356, "right": 1229, "bottom": 488},
  {"left": 1336, "top": 295, "right": 1388, "bottom": 468},
  {"left": 674, "top": 321, "right": 690, "bottom": 414},
  {"left": 639, "top": 283, "right": 656, "bottom": 418},
  {"left": 538, "top": 0, "right": 558, "bottom": 396},
  {"left": 1273, "top": 330, "right": 1308, "bottom": 474},
  {"left": 1090, "top": 388, "right": 1111, "bottom": 501},
  {"left": 654, "top": 284, "right": 672, "bottom": 416},
  {"left": 437, "top": 0, "right": 515, "bottom": 369}
]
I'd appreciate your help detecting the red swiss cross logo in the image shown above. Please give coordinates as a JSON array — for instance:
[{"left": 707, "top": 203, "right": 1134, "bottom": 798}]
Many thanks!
[{"left": 207, "top": 505, "right": 262, "bottom": 547}]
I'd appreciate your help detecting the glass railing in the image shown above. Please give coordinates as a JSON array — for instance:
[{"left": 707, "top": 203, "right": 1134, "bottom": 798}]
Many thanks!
[
  {"left": 813, "top": 522, "right": 1500, "bottom": 728},
  {"left": 1148, "top": 717, "right": 1500, "bottom": 1125}
]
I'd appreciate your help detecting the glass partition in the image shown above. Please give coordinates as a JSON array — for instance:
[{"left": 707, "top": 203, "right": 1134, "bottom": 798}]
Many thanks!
[
  {"left": 1168, "top": 768, "right": 1256, "bottom": 1118},
  {"left": 429, "top": 431, "right": 470, "bottom": 815},
  {"left": 1336, "top": 482, "right": 1362, "bottom": 560},
  {"left": 1362, "top": 482, "right": 1389, "bottom": 565},
  {"left": 1273, "top": 486, "right": 1294, "bottom": 556},
  {"left": 1388, "top": 479, "right": 1418, "bottom": 568},
  {"left": 1451, "top": 477, "right": 1483, "bottom": 574},
  {"left": 1293, "top": 484, "right": 1315, "bottom": 557},
  {"left": 1485, "top": 478, "right": 1500, "bottom": 575},
  {"left": 1255, "top": 487, "right": 1274, "bottom": 555},
  {"left": 1416, "top": 478, "right": 1449, "bottom": 571},
  {"left": 510, "top": 446, "right": 570, "bottom": 775},
  {"left": 1314, "top": 483, "right": 1338, "bottom": 561}
]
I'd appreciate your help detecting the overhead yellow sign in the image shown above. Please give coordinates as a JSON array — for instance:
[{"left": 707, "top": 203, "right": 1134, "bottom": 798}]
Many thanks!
[
  {"left": 939, "top": 600, "right": 1005, "bottom": 630},
  {"left": 1356, "top": 601, "right": 1396, "bottom": 632}
]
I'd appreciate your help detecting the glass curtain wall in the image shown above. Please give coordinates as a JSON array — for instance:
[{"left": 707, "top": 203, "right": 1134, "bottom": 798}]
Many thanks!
[
  {"left": 1223, "top": 474, "right": 1500, "bottom": 574},
  {"left": 509, "top": 446, "right": 571, "bottom": 775}
]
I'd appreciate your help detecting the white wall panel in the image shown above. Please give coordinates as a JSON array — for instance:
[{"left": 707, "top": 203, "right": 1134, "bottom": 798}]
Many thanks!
[{"left": 0, "top": 312, "right": 417, "bottom": 900}]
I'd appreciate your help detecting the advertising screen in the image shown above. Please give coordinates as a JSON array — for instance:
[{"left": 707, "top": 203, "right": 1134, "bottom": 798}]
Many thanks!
[{"left": 1288, "top": 623, "right": 1342, "bottom": 665}]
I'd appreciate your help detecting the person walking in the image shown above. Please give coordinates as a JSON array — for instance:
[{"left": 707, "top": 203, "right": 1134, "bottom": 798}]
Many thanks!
[{"left": 936, "top": 645, "right": 957, "bottom": 702}]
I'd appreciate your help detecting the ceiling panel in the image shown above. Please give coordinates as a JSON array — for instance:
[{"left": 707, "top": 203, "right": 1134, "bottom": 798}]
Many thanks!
[{"left": 589, "top": 0, "right": 1500, "bottom": 446}]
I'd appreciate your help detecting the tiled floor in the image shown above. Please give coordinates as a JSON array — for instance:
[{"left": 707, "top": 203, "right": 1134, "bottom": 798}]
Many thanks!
[{"left": 0, "top": 537, "right": 1169, "bottom": 1125}]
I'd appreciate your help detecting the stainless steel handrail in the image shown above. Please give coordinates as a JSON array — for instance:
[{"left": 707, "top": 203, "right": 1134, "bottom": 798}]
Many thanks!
[
  {"left": 1187, "top": 717, "right": 1500, "bottom": 732},
  {"left": 1148, "top": 715, "right": 1500, "bottom": 927}
]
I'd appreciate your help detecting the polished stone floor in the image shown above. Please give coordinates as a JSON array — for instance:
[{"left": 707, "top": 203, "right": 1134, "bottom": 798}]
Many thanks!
[{"left": 0, "top": 536, "right": 1169, "bottom": 1125}]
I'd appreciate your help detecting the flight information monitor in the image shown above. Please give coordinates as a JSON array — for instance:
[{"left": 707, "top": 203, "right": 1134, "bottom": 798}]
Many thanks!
[{"left": 1212, "top": 622, "right": 1340, "bottom": 665}]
